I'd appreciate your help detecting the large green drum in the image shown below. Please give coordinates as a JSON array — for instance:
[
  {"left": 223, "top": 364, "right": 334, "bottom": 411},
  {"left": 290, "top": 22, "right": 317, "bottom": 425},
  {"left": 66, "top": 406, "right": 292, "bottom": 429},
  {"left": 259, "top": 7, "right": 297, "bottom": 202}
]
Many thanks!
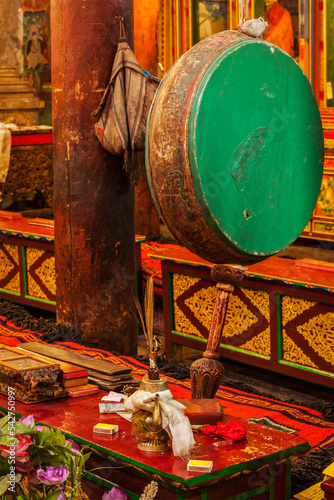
[{"left": 146, "top": 31, "right": 324, "bottom": 265}]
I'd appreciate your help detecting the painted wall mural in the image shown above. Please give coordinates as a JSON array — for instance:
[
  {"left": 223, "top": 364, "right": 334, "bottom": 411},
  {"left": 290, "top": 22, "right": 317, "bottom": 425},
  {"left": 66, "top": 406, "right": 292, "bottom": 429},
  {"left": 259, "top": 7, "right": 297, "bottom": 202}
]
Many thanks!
[{"left": 22, "top": 0, "right": 52, "bottom": 124}]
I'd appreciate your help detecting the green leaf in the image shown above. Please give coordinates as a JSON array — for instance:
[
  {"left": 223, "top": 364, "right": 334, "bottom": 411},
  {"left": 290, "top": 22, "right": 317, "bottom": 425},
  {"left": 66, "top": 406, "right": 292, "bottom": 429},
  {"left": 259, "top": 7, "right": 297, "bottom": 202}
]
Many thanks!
[
  {"left": 44, "top": 490, "right": 64, "bottom": 500},
  {"left": 83, "top": 452, "right": 91, "bottom": 463},
  {"left": 1, "top": 422, "right": 32, "bottom": 435},
  {"left": 0, "top": 415, "right": 9, "bottom": 431},
  {"left": 0, "top": 434, "right": 18, "bottom": 446},
  {"left": 0, "top": 475, "right": 9, "bottom": 495},
  {"left": 0, "top": 474, "right": 19, "bottom": 495}
]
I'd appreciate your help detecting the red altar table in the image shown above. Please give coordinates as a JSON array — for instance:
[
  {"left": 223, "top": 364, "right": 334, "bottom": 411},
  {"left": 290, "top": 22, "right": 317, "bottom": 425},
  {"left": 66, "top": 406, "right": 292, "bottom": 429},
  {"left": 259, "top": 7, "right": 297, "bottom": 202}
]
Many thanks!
[
  {"left": 148, "top": 247, "right": 334, "bottom": 388},
  {"left": 0, "top": 393, "right": 310, "bottom": 499}
]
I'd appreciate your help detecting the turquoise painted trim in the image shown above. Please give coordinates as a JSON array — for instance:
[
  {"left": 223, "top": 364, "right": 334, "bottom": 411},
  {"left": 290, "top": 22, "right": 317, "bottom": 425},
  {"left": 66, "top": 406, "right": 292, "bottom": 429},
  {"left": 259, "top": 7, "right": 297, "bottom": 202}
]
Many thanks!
[
  {"left": 83, "top": 472, "right": 139, "bottom": 500},
  {"left": 279, "top": 360, "right": 334, "bottom": 378},
  {"left": 285, "top": 461, "right": 291, "bottom": 500},
  {"left": 247, "top": 274, "right": 334, "bottom": 294},
  {"left": 0, "top": 405, "right": 310, "bottom": 489},
  {"left": 226, "top": 483, "right": 270, "bottom": 500},
  {"left": 0, "top": 289, "right": 20, "bottom": 296},
  {"left": 0, "top": 229, "right": 54, "bottom": 242},
  {"left": 24, "top": 295, "right": 56, "bottom": 305}
]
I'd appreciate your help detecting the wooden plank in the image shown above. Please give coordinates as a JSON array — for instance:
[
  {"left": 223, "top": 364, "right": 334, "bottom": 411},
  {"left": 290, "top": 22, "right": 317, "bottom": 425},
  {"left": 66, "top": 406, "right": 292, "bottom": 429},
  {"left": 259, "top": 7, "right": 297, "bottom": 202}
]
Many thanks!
[
  {"left": 16, "top": 345, "right": 88, "bottom": 376},
  {"left": 18, "top": 342, "right": 131, "bottom": 376}
]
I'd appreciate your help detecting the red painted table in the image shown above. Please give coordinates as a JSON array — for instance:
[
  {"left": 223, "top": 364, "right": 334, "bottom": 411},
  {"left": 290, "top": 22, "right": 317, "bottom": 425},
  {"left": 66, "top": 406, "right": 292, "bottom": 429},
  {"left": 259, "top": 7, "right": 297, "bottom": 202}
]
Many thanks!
[
  {"left": 0, "top": 216, "right": 145, "bottom": 312},
  {"left": 0, "top": 393, "right": 310, "bottom": 499},
  {"left": 149, "top": 247, "right": 334, "bottom": 387}
]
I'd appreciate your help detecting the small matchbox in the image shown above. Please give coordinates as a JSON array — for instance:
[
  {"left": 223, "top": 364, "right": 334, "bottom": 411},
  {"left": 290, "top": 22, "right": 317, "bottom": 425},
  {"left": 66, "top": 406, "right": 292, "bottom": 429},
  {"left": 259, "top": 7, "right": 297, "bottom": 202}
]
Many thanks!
[
  {"left": 93, "top": 423, "right": 119, "bottom": 435},
  {"left": 187, "top": 460, "right": 213, "bottom": 473}
]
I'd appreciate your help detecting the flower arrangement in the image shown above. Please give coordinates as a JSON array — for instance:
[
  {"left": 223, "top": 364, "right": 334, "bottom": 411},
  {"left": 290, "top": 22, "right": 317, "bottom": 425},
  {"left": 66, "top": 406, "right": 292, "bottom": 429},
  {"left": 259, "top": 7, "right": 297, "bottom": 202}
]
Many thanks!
[
  {"left": 0, "top": 414, "right": 90, "bottom": 499},
  {"left": 0, "top": 413, "right": 159, "bottom": 500}
]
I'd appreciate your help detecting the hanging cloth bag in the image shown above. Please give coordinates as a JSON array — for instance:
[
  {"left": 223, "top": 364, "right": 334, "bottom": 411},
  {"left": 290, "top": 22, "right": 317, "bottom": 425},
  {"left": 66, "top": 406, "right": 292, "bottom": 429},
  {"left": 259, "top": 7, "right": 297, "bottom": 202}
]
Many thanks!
[{"left": 92, "top": 21, "right": 160, "bottom": 184}]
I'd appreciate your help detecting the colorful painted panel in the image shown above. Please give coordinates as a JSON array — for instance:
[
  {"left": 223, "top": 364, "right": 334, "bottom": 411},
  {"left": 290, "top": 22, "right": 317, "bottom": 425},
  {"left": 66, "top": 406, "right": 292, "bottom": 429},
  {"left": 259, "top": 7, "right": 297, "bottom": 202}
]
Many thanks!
[
  {"left": 198, "top": 1, "right": 228, "bottom": 42},
  {"left": 25, "top": 246, "right": 56, "bottom": 302},
  {"left": 326, "top": 0, "right": 334, "bottom": 107},
  {"left": 280, "top": 295, "right": 334, "bottom": 374},
  {"left": 0, "top": 243, "right": 20, "bottom": 294},
  {"left": 22, "top": 0, "right": 51, "bottom": 124},
  {"left": 172, "top": 274, "right": 271, "bottom": 357},
  {"left": 314, "top": 174, "right": 334, "bottom": 218},
  {"left": 313, "top": 220, "right": 334, "bottom": 236}
]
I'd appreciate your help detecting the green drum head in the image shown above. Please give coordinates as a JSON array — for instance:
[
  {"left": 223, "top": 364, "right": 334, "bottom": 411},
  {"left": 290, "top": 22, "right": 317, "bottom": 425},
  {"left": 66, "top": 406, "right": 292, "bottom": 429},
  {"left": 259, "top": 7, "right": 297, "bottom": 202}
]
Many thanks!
[{"left": 189, "top": 39, "right": 324, "bottom": 257}]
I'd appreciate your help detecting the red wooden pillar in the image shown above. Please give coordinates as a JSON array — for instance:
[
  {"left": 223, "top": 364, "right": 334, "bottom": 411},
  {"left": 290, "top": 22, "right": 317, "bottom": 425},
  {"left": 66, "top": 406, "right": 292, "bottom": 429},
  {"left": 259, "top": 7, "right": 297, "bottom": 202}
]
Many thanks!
[{"left": 51, "top": 0, "right": 137, "bottom": 354}]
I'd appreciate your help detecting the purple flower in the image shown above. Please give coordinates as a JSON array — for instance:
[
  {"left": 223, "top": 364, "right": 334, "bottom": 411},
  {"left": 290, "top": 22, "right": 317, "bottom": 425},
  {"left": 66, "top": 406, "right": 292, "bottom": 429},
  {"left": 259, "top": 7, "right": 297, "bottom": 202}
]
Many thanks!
[
  {"left": 36, "top": 425, "right": 50, "bottom": 432},
  {"left": 65, "top": 439, "right": 80, "bottom": 454},
  {"left": 19, "top": 415, "right": 35, "bottom": 428},
  {"left": 55, "top": 489, "right": 65, "bottom": 500},
  {"left": 37, "top": 466, "right": 69, "bottom": 485},
  {"left": 102, "top": 486, "right": 128, "bottom": 500}
]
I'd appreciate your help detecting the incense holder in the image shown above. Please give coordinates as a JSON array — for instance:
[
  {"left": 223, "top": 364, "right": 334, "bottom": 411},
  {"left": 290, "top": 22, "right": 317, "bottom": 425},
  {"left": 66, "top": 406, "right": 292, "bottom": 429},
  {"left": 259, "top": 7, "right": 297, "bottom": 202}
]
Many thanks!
[{"left": 131, "top": 375, "right": 170, "bottom": 452}]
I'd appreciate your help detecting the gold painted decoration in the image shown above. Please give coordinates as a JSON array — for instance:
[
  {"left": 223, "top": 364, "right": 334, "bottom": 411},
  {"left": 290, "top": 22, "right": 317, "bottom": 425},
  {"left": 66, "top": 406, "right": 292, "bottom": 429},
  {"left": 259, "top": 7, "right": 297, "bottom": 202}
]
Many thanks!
[
  {"left": 239, "top": 328, "right": 271, "bottom": 357},
  {"left": 313, "top": 221, "right": 334, "bottom": 235},
  {"left": 283, "top": 330, "right": 318, "bottom": 368},
  {"left": 185, "top": 285, "right": 217, "bottom": 331},
  {"left": 315, "top": 175, "right": 334, "bottom": 217},
  {"left": 35, "top": 256, "right": 56, "bottom": 297},
  {"left": 282, "top": 296, "right": 315, "bottom": 326},
  {"left": 173, "top": 274, "right": 201, "bottom": 300},
  {"left": 3, "top": 243, "right": 19, "bottom": 265},
  {"left": 7, "top": 144, "right": 53, "bottom": 207},
  {"left": 223, "top": 293, "right": 258, "bottom": 339},
  {"left": 0, "top": 243, "right": 20, "bottom": 293},
  {"left": 26, "top": 247, "right": 56, "bottom": 300},
  {"left": 242, "top": 288, "right": 270, "bottom": 322},
  {"left": 297, "top": 313, "right": 334, "bottom": 365},
  {"left": 174, "top": 306, "right": 204, "bottom": 339},
  {"left": 172, "top": 275, "right": 270, "bottom": 350}
]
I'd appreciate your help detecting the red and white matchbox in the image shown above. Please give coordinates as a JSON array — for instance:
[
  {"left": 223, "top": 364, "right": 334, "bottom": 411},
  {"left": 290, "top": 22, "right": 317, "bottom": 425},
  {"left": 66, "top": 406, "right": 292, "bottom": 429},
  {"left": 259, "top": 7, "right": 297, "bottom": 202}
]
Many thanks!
[
  {"left": 93, "top": 423, "right": 119, "bottom": 435},
  {"left": 187, "top": 460, "right": 213, "bottom": 473}
]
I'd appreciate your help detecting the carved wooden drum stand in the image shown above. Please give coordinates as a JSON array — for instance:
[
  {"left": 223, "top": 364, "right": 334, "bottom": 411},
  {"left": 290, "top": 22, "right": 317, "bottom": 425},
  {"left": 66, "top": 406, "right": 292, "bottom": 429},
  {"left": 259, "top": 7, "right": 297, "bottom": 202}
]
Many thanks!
[{"left": 146, "top": 30, "right": 324, "bottom": 398}]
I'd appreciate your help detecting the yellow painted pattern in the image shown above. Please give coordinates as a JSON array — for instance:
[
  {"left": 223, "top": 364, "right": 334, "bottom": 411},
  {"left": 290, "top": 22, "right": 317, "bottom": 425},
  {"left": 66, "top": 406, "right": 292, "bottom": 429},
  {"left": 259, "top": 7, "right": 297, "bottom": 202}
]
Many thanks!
[
  {"left": 0, "top": 243, "right": 20, "bottom": 293},
  {"left": 35, "top": 256, "right": 56, "bottom": 297},
  {"left": 297, "top": 313, "right": 334, "bottom": 365},
  {"left": 223, "top": 293, "right": 258, "bottom": 339},
  {"left": 281, "top": 296, "right": 315, "bottom": 326},
  {"left": 242, "top": 288, "right": 270, "bottom": 322},
  {"left": 185, "top": 285, "right": 217, "bottom": 331},
  {"left": 282, "top": 330, "right": 318, "bottom": 368},
  {"left": 239, "top": 327, "right": 271, "bottom": 357},
  {"left": 26, "top": 247, "right": 55, "bottom": 300}
]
